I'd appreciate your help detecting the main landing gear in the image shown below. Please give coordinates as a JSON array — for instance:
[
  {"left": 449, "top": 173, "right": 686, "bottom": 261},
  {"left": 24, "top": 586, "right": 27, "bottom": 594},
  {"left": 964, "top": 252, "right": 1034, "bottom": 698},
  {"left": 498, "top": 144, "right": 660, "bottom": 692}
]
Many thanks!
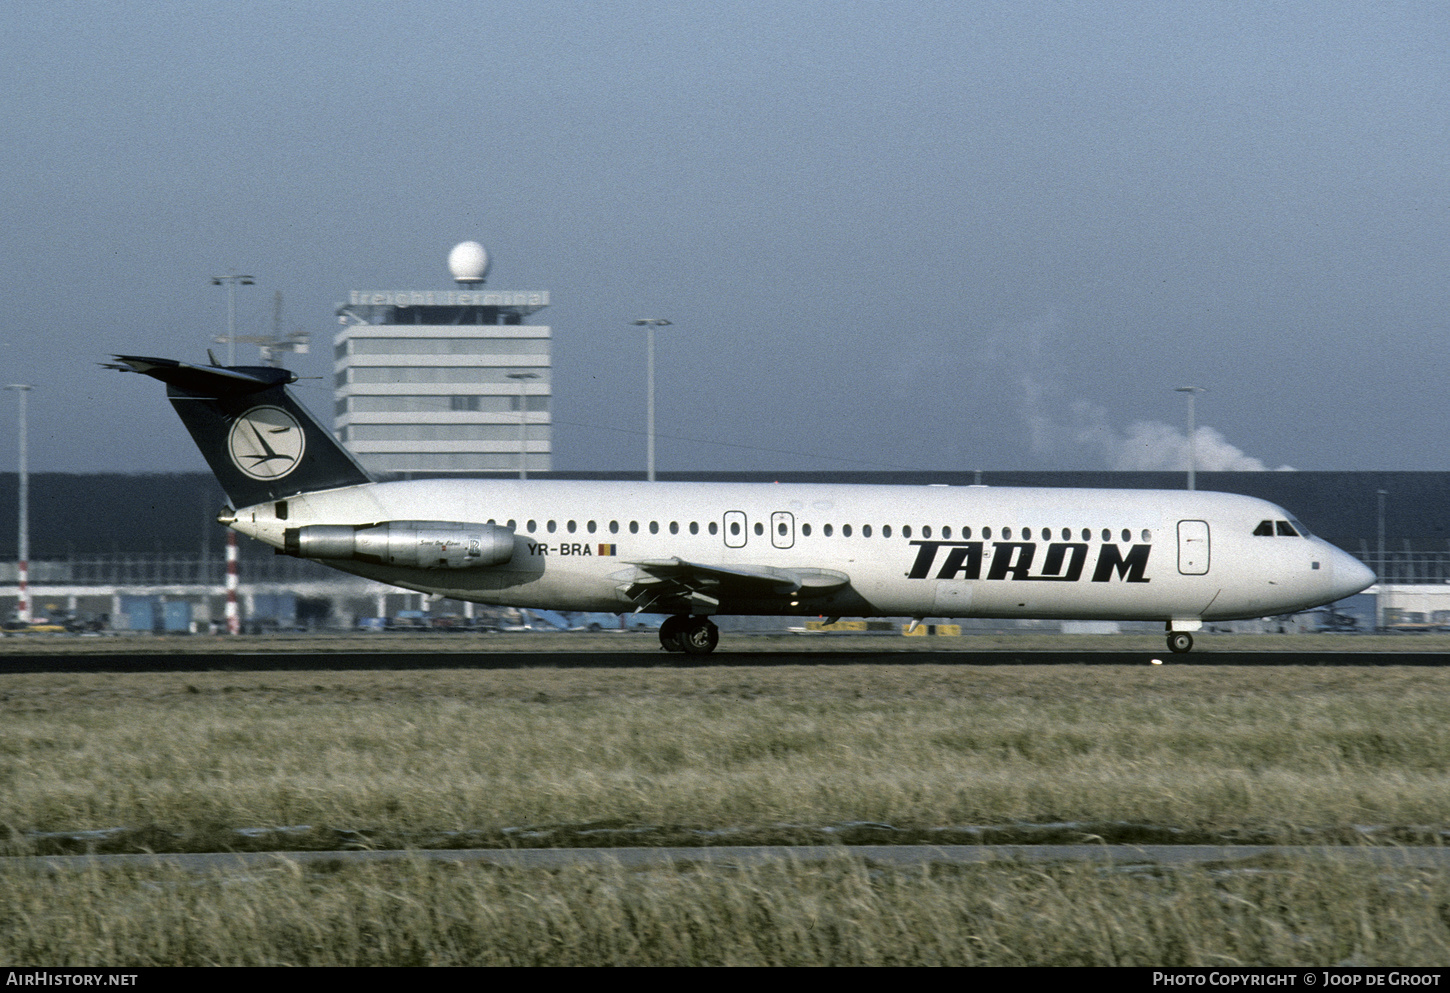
[
  {"left": 659, "top": 615, "right": 720, "bottom": 656},
  {"left": 1167, "top": 631, "right": 1194, "bottom": 654}
]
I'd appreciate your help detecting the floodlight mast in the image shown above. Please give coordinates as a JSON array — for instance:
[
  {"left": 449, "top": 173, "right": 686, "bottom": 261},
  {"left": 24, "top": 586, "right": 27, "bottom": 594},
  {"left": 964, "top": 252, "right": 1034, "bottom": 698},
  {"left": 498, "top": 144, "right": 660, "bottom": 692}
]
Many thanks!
[
  {"left": 211, "top": 273, "right": 256, "bottom": 366},
  {"left": 506, "top": 371, "right": 540, "bottom": 480},
  {"left": 632, "top": 319, "right": 672, "bottom": 482},
  {"left": 5, "top": 385, "right": 31, "bottom": 623},
  {"left": 1175, "top": 386, "right": 1206, "bottom": 491}
]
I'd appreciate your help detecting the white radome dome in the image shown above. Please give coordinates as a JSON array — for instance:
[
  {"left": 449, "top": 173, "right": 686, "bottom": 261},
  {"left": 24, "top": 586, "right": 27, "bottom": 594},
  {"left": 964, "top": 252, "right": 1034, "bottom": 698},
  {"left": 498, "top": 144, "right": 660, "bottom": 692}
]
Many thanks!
[{"left": 447, "top": 241, "right": 490, "bottom": 283}]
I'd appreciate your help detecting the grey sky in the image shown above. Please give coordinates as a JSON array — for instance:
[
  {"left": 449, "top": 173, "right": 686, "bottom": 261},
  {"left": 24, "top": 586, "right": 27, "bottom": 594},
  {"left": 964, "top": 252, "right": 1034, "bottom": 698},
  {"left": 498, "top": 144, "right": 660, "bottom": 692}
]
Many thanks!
[{"left": 2, "top": 1, "right": 1446, "bottom": 475}]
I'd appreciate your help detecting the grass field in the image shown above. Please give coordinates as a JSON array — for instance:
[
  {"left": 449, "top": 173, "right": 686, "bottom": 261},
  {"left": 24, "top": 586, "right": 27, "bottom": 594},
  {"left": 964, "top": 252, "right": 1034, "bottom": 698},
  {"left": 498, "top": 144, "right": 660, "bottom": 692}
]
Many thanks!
[
  {"left": 5, "top": 658, "right": 1450, "bottom": 964},
  {"left": 7, "top": 855, "right": 1450, "bottom": 965},
  {"left": 4, "top": 663, "right": 1450, "bottom": 853}
]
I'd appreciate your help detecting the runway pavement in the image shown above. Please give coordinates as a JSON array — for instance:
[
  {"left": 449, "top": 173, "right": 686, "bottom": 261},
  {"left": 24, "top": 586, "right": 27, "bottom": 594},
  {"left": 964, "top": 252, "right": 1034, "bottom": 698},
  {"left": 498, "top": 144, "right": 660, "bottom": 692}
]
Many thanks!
[{"left": 0, "top": 649, "right": 1447, "bottom": 672}]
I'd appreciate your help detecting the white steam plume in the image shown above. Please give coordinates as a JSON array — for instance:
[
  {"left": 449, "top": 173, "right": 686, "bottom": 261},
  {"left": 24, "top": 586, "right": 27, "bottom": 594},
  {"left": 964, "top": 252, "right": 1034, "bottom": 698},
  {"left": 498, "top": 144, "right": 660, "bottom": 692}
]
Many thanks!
[
  {"left": 1066, "top": 401, "right": 1294, "bottom": 472},
  {"left": 1001, "top": 316, "right": 1293, "bottom": 472}
]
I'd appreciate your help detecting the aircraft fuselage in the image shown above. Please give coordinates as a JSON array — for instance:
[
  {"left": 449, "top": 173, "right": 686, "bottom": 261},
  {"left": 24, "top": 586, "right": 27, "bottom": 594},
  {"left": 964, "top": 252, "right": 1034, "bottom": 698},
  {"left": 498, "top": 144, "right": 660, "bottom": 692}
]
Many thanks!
[{"left": 226, "top": 477, "right": 1371, "bottom": 625}]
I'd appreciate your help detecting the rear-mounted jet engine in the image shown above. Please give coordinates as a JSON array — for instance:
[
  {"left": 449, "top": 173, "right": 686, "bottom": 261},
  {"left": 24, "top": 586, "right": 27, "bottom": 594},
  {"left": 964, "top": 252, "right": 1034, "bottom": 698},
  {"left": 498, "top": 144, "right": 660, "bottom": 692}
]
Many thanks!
[{"left": 283, "top": 521, "right": 515, "bottom": 570}]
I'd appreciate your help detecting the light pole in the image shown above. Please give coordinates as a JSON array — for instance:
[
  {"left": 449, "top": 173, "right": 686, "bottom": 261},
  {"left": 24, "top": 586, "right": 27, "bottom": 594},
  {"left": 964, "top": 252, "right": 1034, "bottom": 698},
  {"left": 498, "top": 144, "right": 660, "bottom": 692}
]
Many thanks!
[
  {"left": 632, "top": 318, "right": 672, "bottom": 481},
  {"left": 1174, "top": 386, "right": 1206, "bottom": 491},
  {"left": 5, "top": 385, "right": 31, "bottom": 623},
  {"left": 1377, "top": 488, "right": 1388, "bottom": 631},
  {"left": 211, "top": 273, "right": 255, "bottom": 365},
  {"left": 506, "top": 372, "right": 539, "bottom": 480}
]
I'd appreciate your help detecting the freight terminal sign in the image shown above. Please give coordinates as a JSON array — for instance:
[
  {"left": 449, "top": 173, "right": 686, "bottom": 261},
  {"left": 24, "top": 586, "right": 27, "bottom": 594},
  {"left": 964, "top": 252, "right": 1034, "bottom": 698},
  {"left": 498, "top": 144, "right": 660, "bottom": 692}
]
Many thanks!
[{"left": 348, "top": 290, "right": 549, "bottom": 307}]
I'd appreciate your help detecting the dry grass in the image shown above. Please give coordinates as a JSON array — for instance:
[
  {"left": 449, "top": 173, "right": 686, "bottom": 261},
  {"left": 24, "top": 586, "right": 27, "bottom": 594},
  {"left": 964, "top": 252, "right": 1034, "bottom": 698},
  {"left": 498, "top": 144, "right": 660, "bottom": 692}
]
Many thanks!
[
  {"left": 5, "top": 855, "right": 1450, "bottom": 965},
  {"left": 7, "top": 663, "right": 1450, "bottom": 966},
  {"left": 3, "top": 665, "right": 1450, "bottom": 854}
]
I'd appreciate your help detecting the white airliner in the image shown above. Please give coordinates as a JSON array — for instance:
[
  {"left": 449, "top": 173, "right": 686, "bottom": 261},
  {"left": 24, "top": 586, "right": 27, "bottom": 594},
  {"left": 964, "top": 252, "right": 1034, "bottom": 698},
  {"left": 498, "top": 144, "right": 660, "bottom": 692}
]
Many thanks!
[{"left": 111, "top": 355, "right": 1375, "bottom": 655}]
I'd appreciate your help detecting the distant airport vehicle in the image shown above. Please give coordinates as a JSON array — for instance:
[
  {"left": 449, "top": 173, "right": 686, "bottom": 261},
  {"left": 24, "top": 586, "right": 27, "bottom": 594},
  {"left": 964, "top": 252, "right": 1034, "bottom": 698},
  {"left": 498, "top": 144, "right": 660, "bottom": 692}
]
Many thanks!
[{"left": 110, "top": 355, "right": 1375, "bottom": 655}]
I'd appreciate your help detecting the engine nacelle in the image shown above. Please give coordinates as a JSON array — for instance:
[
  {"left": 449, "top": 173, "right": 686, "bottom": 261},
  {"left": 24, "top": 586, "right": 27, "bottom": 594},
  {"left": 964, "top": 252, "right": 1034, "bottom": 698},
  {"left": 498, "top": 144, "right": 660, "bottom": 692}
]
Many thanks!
[{"left": 283, "top": 521, "right": 515, "bottom": 569}]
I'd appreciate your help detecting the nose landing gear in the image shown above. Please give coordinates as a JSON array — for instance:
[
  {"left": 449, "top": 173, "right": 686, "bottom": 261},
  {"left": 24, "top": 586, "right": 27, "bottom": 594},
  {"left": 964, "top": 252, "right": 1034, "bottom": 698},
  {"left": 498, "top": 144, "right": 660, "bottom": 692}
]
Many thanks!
[{"left": 659, "top": 615, "right": 720, "bottom": 656}]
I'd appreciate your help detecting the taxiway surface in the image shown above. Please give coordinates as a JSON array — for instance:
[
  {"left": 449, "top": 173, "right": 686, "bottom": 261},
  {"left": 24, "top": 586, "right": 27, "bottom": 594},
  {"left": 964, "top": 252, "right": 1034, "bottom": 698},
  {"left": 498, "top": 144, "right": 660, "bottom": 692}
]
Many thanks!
[{"left": 1, "top": 649, "right": 1447, "bottom": 673}]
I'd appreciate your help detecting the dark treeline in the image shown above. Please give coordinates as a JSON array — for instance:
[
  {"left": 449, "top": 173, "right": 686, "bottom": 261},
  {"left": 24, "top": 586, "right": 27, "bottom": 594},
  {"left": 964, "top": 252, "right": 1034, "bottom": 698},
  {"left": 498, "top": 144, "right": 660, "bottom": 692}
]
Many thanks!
[{"left": 0, "top": 471, "right": 1442, "bottom": 559}]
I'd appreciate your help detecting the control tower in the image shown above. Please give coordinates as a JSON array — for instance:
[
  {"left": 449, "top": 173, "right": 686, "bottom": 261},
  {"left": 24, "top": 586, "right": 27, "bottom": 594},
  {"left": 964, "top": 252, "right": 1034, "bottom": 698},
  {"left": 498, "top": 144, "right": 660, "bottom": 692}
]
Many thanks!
[{"left": 332, "top": 242, "right": 551, "bottom": 475}]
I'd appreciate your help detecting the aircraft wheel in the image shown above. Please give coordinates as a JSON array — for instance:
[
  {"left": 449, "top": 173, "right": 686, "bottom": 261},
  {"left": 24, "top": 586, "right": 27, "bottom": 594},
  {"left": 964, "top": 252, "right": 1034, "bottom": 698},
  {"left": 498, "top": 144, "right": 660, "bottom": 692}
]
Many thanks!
[
  {"left": 659, "top": 615, "right": 688, "bottom": 652},
  {"left": 678, "top": 617, "right": 720, "bottom": 656},
  {"left": 1167, "top": 632, "right": 1194, "bottom": 654}
]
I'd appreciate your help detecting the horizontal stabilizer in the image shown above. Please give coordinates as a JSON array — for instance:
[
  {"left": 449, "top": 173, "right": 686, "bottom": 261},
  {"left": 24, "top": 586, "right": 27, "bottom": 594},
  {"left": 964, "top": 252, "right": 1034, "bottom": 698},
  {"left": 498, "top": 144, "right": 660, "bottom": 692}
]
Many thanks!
[{"left": 106, "top": 355, "right": 294, "bottom": 395}]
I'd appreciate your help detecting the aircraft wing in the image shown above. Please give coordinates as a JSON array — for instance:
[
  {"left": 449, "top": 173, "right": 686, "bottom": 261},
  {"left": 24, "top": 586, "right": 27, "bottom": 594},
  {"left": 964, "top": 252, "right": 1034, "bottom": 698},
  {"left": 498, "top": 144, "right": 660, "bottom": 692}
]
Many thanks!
[{"left": 619, "top": 557, "right": 850, "bottom": 613}]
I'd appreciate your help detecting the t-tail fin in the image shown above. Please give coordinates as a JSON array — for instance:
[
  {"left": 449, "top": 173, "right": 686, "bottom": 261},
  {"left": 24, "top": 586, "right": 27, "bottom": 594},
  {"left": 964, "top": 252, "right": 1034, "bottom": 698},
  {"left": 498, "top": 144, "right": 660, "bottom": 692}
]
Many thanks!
[{"left": 109, "top": 355, "right": 372, "bottom": 508}]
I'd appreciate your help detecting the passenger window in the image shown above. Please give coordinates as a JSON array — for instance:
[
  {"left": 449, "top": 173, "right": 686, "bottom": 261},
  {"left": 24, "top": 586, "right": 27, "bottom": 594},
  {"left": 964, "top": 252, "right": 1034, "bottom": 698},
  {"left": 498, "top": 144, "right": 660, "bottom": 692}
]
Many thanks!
[
  {"left": 629, "top": 521, "right": 639, "bottom": 534},
  {"left": 1081, "top": 528, "right": 1090, "bottom": 541},
  {"left": 650, "top": 521, "right": 659, "bottom": 534},
  {"left": 547, "top": 520, "right": 557, "bottom": 533},
  {"left": 754, "top": 522, "right": 764, "bottom": 536},
  {"left": 1254, "top": 520, "right": 1274, "bottom": 536},
  {"left": 1121, "top": 529, "right": 1131, "bottom": 543},
  {"left": 1276, "top": 520, "right": 1299, "bottom": 537},
  {"left": 942, "top": 526, "right": 951, "bottom": 539},
  {"left": 801, "top": 523, "right": 811, "bottom": 536},
  {"left": 983, "top": 527, "right": 992, "bottom": 539},
  {"left": 1102, "top": 529, "right": 1111, "bottom": 542},
  {"left": 567, "top": 520, "right": 576, "bottom": 533},
  {"left": 709, "top": 521, "right": 718, "bottom": 535},
  {"left": 961, "top": 526, "right": 971, "bottom": 539},
  {"left": 507, "top": 519, "right": 517, "bottom": 530},
  {"left": 1142, "top": 529, "right": 1151, "bottom": 542},
  {"left": 863, "top": 525, "right": 873, "bottom": 538},
  {"left": 1003, "top": 527, "right": 1012, "bottom": 539},
  {"left": 1062, "top": 528, "right": 1071, "bottom": 541},
  {"left": 587, "top": 521, "right": 597, "bottom": 534},
  {"left": 730, "top": 522, "right": 740, "bottom": 536},
  {"left": 689, "top": 522, "right": 699, "bottom": 535},
  {"left": 609, "top": 521, "right": 619, "bottom": 534},
  {"left": 883, "top": 525, "right": 892, "bottom": 538},
  {"left": 822, "top": 523, "right": 832, "bottom": 537},
  {"left": 527, "top": 520, "right": 537, "bottom": 533},
  {"left": 1043, "top": 528, "right": 1051, "bottom": 541},
  {"left": 669, "top": 522, "right": 678, "bottom": 534},
  {"left": 903, "top": 525, "right": 912, "bottom": 538},
  {"left": 922, "top": 525, "right": 931, "bottom": 538},
  {"left": 842, "top": 524, "right": 852, "bottom": 537}
]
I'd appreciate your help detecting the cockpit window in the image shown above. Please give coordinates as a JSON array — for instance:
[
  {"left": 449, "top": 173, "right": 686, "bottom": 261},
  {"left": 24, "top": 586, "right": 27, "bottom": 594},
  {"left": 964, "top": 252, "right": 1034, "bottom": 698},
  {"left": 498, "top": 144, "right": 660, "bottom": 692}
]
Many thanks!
[{"left": 1255, "top": 518, "right": 1308, "bottom": 537}]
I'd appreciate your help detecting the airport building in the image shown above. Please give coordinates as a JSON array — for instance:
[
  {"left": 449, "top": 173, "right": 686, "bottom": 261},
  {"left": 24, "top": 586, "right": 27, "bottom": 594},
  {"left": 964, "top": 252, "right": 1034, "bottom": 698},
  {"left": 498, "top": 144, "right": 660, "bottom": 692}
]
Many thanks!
[{"left": 332, "top": 242, "right": 552, "bottom": 476}]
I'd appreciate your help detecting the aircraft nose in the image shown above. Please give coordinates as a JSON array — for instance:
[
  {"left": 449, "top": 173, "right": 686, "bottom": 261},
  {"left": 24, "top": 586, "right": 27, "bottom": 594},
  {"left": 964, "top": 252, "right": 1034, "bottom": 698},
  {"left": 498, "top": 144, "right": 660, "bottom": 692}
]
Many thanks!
[{"left": 1330, "top": 547, "right": 1376, "bottom": 600}]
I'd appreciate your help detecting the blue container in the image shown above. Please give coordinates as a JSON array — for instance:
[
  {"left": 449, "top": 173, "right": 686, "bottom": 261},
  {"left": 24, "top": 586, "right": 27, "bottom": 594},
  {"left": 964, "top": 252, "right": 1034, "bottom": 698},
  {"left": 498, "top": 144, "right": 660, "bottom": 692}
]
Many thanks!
[
  {"left": 119, "top": 595, "right": 157, "bottom": 633},
  {"left": 162, "top": 600, "right": 192, "bottom": 633}
]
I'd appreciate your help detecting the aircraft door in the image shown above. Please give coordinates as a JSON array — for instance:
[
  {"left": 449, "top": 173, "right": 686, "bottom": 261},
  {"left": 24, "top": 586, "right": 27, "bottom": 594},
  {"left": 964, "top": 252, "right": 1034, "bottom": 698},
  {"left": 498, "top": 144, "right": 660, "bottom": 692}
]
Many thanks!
[
  {"left": 771, "top": 511, "right": 795, "bottom": 549},
  {"left": 1178, "top": 520, "right": 1210, "bottom": 575},
  {"left": 723, "top": 511, "right": 747, "bottom": 548}
]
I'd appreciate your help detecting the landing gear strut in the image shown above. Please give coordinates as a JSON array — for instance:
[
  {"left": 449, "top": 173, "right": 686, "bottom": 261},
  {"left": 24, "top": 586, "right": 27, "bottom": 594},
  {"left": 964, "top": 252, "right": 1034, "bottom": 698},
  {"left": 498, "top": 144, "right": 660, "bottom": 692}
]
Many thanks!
[
  {"left": 659, "top": 615, "right": 719, "bottom": 656},
  {"left": 1167, "top": 631, "right": 1194, "bottom": 654}
]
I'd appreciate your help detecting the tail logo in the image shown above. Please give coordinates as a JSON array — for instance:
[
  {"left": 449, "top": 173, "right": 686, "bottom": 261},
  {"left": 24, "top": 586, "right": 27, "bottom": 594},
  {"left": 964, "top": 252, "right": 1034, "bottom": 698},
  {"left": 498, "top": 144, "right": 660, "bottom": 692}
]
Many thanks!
[{"left": 227, "top": 406, "right": 306, "bottom": 481}]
